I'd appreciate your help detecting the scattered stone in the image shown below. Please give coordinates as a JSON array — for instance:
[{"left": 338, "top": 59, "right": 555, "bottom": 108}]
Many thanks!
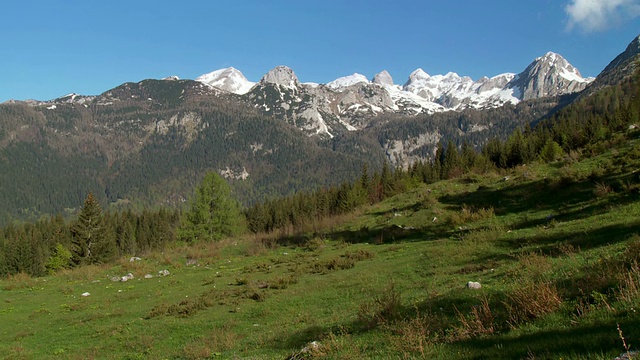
[
  {"left": 186, "top": 258, "right": 198, "bottom": 266},
  {"left": 503, "top": 176, "right": 510, "bottom": 181},
  {"left": 394, "top": 212, "right": 402, "bottom": 217},
  {"left": 120, "top": 273, "right": 135, "bottom": 282},
  {"left": 302, "top": 341, "right": 322, "bottom": 353},
  {"left": 144, "top": 274, "right": 154, "bottom": 279},
  {"left": 432, "top": 217, "right": 437, "bottom": 222},
  {"left": 129, "top": 257, "right": 142, "bottom": 262},
  {"left": 614, "top": 351, "right": 639, "bottom": 360},
  {"left": 466, "top": 281, "right": 482, "bottom": 289},
  {"left": 81, "top": 292, "right": 90, "bottom": 297},
  {"left": 158, "top": 269, "right": 170, "bottom": 276},
  {"left": 110, "top": 276, "right": 120, "bottom": 282}
]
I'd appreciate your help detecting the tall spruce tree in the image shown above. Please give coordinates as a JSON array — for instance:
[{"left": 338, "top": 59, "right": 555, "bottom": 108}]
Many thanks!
[{"left": 71, "top": 193, "right": 115, "bottom": 265}]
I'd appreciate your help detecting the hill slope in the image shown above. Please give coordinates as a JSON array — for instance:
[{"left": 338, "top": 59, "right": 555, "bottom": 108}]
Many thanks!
[{"left": 1, "top": 118, "right": 639, "bottom": 358}]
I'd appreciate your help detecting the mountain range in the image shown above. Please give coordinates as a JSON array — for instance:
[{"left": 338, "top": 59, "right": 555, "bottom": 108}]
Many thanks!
[
  {"left": 0, "top": 34, "right": 638, "bottom": 224},
  {"left": 193, "top": 51, "right": 593, "bottom": 137}
]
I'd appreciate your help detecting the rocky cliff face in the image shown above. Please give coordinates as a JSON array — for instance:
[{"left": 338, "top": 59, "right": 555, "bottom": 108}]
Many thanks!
[{"left": 507, "top": 52, "right": 593, "bottom": 100}]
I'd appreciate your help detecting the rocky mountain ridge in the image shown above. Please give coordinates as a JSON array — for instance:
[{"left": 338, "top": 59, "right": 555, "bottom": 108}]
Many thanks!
[{"left": 196, "top": 52, "right": 593, "bottom": 137}]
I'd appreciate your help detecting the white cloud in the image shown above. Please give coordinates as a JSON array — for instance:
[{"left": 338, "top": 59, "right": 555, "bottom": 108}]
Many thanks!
[{"left": 565, "top": 0, "right": 640, "bottom": 32}]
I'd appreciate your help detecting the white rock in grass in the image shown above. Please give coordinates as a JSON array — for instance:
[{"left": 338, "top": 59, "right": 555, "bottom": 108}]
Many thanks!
[
  {"left": 144, "top": 274, "right": 154, "bottom": 279},
  {"left": 81, "top": 292, "right": 90, "bottom": 297},
  {"left": 466, "top": 281, "right": 482, "bottom": 289},
  {"left": 129, "top": 257, "right": 142, "bottom": 262},
  {"left": 158, "top": 269, "right": 170, "bottom": 276}
]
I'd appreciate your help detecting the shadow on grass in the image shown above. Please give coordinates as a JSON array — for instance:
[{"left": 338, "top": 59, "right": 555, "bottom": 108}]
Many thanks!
[
  {"left": 438, "top": 178, "right": 593, "bottom": 219},
  {"left": 268, "top": 222, "right": 456, "bottom": 248},
  {"left": 326, "top": 222, "right": 456, "bottom": 245},
  {"left": 503, "top": 220, "right": 640, "bottom": 255},
  {"left": 449, "top": 317, "right": 640, "bottom": 360}
]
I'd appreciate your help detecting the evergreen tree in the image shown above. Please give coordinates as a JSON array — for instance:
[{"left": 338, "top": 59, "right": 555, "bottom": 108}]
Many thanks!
[
  {"left": 539, "top": 138, "right": 563, "bottom": 163},
  {"left": 71, "top": 193, "right": 115, "bottom": 265},
  {"left": 179, "top": 172, "right": 245, "bottom": 241},
  {"left": 442, "top": 140, "right": 461, "bottom": 179}
]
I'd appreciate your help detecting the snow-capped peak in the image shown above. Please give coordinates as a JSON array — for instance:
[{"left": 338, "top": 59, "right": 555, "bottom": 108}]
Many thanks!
[
  {"left": 507, "top": 52, "right": 592, "bottom": 100},
  {"left": 406, "top": 68, "right": 430, "bottom": 83},
  {"left": 326, "top": 73, "right": 370, "bottom": 89},
  {"left": 196, "top": 67, "right": 255, "bottom": 95}
]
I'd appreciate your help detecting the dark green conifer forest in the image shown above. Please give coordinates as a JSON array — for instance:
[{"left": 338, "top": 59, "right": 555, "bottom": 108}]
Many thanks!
[{"left": 0, "top": 63, "right": 638, "bottom": 278}]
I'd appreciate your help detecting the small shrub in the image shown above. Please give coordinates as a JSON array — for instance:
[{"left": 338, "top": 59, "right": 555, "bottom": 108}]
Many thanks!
[
  {"left": 343, "top": 249, "right": 375, "bottom": 261},
  {"left": 357, "top": 282, "right": 403, "bottom": 329},
  {"left": 593, "top": 182, "right": 614, "bottom": 198},
  {"left": 244, "top": 285, "right": 266, "bottom": 302},
  {"left": 268, "top": 274, "right": 297, "bottom": 289},
  {"left": 505, "top": 281, "right": 562, "bottom": 327},
  {"left": 622, "top": 234, "right": 640, "bottom": 266},
  {"left": 235, "top": 277, "right": 249, "bottom": 286},
  {"left": 515, "top": 251, "right": 553, "bottom": 281},
  {"left": 558, "top": 165, "right": 588, "bottom": 186},
  {"left": 305, "top": 237, "right": 326, "bottom": 252},
  {"left": 45, "top": 244, "right": 72, "bottom": 275},
  {"left": 616, "top": 263, "right": 640, "bottom": 304},
  {"left": 448, "top": 205, "right": 495, "bottom": 226},
  {"left": 453, "top": 296, "right": 495, "bottom": 340},
  {"left": 463, "top": 228, "right": 499, "bottom": 244},
  {"left": 245, "top": 238, "right": 270, "bottom": 256},
  {"left": 386, "top": 309, "right": 438, "bottom": 357}
]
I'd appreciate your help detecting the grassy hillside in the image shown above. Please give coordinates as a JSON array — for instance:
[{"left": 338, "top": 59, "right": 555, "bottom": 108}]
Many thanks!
[{"left": 1, "top": 125, "right": 639, "bottom": 359}]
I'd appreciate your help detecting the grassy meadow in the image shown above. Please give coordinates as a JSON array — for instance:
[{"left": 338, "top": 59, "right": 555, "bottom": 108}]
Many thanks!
[{"left": 1, "top": 132, "right": 640, "bottom": 359}]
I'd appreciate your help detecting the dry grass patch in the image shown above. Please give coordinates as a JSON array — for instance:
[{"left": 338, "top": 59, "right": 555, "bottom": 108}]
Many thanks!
[
  {"left": 58, "top": 264, "right": 109, "bottom": 282},
  {"left": 385, "top": 309, "right": 441, "bottom": 357},
  {"left": 447, "top": 205, "right": 495, "bottom": 226},
  {"left": 2, "top": 272, "right": 36, "bottom": 290},
  {"left": 452, "top": 296, "right": 495, "bottom": 340},
  {"left": 180, "top": 325, "right": 240, "bottom": 359},
  {"left": 505, "top": 281, "right": 562, "bottom": 327},
  {"left": 357, "top": 282, "right": 403, "bottom": 329},
  {"left": 594, "top": 182, "right": 614, "bottom": 198}
]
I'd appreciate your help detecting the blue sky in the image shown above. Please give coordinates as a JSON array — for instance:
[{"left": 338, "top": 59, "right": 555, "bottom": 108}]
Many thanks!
[{"left": 1, "top": 0, "right": 639, "bottom": 102}]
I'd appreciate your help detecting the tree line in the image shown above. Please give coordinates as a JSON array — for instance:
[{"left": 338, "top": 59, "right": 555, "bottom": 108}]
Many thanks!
[{"left": 1, "top": 69, "right": 638, "bottom": 278}]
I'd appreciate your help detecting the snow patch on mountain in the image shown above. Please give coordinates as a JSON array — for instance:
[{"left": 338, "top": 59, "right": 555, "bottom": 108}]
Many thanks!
[
  {"left": 196, "top": 67, "right": 255, "bottom": 95},
  {"left": 326, "top": 73, "right": 370, "bottom": 89}
]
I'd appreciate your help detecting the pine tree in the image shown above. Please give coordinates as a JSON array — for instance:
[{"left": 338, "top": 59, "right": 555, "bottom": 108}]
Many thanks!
[
  {"left": 442, "top": 140, "right": 461, "bottom": 179},
  {"left": 71, "top": 193, "right": 115, "bottom": 265},
  {"left": 380, "top": 160, "right": 394, "bottom": 198}
]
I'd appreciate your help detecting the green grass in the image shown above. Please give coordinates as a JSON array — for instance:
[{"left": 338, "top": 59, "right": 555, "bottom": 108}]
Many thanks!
[{"left": 2, "top": 135, "right": 640, "bottom": 359}]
